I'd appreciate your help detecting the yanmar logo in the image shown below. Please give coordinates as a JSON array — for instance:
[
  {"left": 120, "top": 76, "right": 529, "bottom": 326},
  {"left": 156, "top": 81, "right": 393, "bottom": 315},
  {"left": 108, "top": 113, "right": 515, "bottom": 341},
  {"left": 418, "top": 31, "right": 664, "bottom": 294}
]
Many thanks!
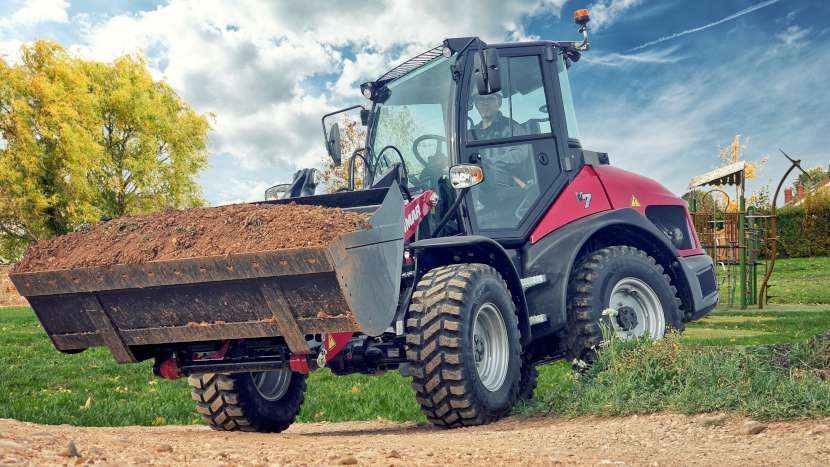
[{"left": 404, "top": 204, "right": 421, "bottom": 232}]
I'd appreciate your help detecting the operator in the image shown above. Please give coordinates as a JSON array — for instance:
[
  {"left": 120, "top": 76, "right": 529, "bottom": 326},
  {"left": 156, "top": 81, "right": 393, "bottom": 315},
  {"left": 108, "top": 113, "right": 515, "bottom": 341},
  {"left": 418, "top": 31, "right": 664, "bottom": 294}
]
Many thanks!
[
  {"left": 469, "top": 92, "right": 526, "bottom": 141},
  {"left": 468, "top": 91, "right": 536, "bottom": 227}
]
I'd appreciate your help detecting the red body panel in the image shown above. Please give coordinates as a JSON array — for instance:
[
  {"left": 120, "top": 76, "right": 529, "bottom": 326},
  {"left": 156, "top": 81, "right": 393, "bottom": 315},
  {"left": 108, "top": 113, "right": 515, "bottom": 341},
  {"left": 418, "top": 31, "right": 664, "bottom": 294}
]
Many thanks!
[
  {"left": 593, "top": 165, "right": 704, "bottom": 256},
  {"left": 530, "top": 166, "right": 611, "bottom": 243},
  {"left": 531, "top": 165, "right": 704, "bottom": 256},
  {"left": 403, "top": 190, "right": 437, "bottom": 241}
]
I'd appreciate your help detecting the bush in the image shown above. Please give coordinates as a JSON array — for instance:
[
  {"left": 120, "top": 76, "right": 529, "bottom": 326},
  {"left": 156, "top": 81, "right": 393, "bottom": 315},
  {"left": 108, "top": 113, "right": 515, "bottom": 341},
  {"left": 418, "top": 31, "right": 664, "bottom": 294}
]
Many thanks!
[
  {"left": 777, "top": 193, "right": 830, "bottom": 258},
  {"left": 523, "top": 331, "right": 830, "bottom": 421}
]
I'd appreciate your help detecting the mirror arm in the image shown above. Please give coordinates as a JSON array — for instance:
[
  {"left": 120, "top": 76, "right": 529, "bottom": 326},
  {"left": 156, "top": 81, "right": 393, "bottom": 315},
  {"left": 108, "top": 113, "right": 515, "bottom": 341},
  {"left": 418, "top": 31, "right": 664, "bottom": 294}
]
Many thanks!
[
  {"left": 431, "top": 186, "right": 469, "bottom": 237},
  {"left": 576, "top": 24, "right": 590, "bottom": 51},
  {"left": 348, "top": 148, "right": 367, "bottom": 191},
  {"left": 321, "top": 104, "right": 367, "bottom": 148}
]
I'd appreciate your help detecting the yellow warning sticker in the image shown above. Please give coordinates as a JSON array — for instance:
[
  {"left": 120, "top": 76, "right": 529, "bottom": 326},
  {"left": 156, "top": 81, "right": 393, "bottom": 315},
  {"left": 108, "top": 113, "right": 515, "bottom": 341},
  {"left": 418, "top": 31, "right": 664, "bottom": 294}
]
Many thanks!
[
  {"left": 326, "top": 334, "right": 336, "bottom": 350},
  {"left": 630, "top": 195, "right": 641, "bottom": 208}
]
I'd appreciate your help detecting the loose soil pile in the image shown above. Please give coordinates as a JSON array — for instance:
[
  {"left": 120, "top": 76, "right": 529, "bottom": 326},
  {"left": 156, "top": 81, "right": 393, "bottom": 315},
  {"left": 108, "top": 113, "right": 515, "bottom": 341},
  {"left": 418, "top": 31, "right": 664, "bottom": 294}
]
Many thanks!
[{"left": 14, "top": 203, "right": 370, "bottom": 272}]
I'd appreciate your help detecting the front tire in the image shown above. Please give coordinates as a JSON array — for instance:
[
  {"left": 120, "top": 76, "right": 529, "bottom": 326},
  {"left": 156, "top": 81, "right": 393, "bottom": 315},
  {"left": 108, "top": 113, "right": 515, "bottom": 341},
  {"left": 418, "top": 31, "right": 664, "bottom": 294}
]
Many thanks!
[
  {"left": 406, "top": 263, "right": 523, "bottom": 428},
  {"left": 566, "top": 246, "right": 683, "bottom": 368},
  {"left": 188, "top": 369, "right": 306, "bottom": 432}
]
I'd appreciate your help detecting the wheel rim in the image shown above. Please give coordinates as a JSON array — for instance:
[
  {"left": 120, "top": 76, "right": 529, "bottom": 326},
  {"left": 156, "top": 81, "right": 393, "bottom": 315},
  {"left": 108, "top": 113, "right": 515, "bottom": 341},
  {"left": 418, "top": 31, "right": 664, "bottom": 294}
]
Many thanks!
[
  {"left": 472, "top": 302, "right": 509, "bottom": 392},
  {"left": 609, "top": 277, "right": 665, "bottom": 340},
  {"left": 251, "top": 369, "right": 292, "bottom": 401}
]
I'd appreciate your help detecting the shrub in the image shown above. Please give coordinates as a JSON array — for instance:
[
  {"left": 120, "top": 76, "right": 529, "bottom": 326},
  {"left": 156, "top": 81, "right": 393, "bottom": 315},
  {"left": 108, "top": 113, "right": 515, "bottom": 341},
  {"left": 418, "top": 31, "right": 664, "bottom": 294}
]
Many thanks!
[{"left": 777, "top": 193, "right": 830, "bottom": 258}]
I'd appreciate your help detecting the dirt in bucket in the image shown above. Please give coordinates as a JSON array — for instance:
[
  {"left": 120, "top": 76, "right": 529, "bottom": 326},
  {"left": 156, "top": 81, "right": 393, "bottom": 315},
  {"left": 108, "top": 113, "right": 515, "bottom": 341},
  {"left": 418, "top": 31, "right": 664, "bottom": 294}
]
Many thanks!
[{"left": 14, "top": 203, "right": 370, "bottom": 272}]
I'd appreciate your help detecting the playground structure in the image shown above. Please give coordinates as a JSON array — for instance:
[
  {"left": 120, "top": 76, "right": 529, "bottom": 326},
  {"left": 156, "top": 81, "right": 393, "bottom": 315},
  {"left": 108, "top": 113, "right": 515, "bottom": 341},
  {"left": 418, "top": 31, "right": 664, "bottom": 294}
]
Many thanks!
[
  {"left": 688, "top": 151, "right": 810, "bottom": 309},
  {"left": 688, "top": 161, "right": 770, "bottom": 308}
]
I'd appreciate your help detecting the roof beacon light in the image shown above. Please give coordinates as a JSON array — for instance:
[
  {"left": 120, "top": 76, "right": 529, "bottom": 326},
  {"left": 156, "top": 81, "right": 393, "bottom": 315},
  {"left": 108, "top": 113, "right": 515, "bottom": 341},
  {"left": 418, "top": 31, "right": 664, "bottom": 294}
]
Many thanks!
[
  {"left": 573, "top": 9, "right": 591, "bottom": 51},
  {"left": 574, "top": 9, "right": 590, "bottom": 26}
]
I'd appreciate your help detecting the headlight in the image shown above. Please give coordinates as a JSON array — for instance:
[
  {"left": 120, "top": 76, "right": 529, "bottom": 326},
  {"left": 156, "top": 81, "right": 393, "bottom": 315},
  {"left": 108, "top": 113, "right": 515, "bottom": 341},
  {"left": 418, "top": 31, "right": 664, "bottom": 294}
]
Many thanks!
[{"left": 449, "top": 164, "right": 485, "bottom": 189}]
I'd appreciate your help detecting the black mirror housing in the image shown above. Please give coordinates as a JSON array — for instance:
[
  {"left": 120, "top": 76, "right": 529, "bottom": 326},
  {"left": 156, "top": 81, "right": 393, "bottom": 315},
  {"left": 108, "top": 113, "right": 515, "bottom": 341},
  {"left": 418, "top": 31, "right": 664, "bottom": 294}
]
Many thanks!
[
  {"left": 360, "top": 109, "right": 370, "bottom": 126},
  {"left": 326, "top": 122, "right": 342, "bottom": 166},
  {"left": 473, "top": 47, "right": 502, "bottom": 95}
]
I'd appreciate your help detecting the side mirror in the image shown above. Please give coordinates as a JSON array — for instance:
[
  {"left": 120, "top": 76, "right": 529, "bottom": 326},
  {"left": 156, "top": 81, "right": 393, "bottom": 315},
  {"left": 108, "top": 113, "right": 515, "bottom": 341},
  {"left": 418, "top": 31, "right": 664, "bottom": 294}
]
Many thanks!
[
  {"left": 326, "top": 122, "right": 342, "bottom": 166},
  {"left": 473, "top": 48, "right": 502, "bottom": 95},
  {"left": 449, "top": 164, "right": 485, "bottom": 189}
]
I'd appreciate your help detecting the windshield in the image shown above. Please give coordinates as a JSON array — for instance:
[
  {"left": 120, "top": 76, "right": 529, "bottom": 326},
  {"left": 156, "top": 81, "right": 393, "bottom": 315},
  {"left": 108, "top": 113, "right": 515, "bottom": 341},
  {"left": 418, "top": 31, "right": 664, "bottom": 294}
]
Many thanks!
[{"left": 369, "top": 57, "right": 452, "bottom": 193}]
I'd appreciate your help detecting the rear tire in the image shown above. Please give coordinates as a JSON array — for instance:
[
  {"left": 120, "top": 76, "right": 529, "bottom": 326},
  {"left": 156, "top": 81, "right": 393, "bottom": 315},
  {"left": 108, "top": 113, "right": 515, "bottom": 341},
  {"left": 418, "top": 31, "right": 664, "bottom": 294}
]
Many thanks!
[
  {"left": 566, "top": 245, "right": 683, "bottom": 369},
  {"left": 406, "top": 263, "right": 523, "bottom": 428},
  {"left": 188, "top": 369, "right": 306, "bottom": 432}
]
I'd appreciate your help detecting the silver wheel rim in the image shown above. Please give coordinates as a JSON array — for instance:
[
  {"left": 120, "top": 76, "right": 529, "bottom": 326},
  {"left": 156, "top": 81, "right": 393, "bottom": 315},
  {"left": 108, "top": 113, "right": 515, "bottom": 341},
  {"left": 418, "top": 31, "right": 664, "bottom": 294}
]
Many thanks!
[
  {"left": 251, "top": 369, "right": 292, "bottom": 401},
  {"left": 473, "top": 302, "right": 509, "bottom": 392},
  {"left": 609, "top": 277, "right": 665, "bottom": 340}
]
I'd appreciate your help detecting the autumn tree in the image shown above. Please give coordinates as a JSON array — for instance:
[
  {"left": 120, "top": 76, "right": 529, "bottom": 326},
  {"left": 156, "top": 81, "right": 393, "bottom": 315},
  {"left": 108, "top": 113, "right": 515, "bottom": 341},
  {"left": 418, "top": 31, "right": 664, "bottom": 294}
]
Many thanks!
[
  {"left": 319, "top": 117, "right": 366, "bottom": 192},
  {"left": 793, "top": 164, "right": 829, "bottom": 193},
  {"left": 85, "top": 56, "right": 210, "bottom": 216},
  {"left": 0, "top": 41, "right": 209, "bottom": 260},
  {"left": 716, "top": 134, "right": 768, "bottom": 212}
]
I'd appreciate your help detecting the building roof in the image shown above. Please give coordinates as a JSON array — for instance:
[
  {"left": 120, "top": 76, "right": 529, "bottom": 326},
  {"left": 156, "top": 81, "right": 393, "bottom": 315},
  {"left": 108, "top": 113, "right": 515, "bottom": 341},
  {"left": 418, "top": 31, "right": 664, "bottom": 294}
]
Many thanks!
[{"left": 688, "top": 161, "right": 747, "bottom": 189}]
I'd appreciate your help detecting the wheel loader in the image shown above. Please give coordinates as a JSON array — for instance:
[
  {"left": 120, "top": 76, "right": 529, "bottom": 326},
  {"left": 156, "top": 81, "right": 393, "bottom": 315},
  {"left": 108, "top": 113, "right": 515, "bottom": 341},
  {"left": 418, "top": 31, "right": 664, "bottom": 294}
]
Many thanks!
[{"left": 10, "top": 10, "right": 718, "bottom": 431}]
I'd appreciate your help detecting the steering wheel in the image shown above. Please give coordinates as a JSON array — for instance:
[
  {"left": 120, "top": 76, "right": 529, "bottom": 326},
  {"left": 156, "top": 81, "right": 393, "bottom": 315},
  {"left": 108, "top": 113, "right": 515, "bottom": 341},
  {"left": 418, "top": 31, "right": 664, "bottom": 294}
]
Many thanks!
[
  {"left": 372, "top": 145, "right": 408, "bottom": 182},
  {"left": 412, "top": 134, "right": 447, "bottom": 167}
]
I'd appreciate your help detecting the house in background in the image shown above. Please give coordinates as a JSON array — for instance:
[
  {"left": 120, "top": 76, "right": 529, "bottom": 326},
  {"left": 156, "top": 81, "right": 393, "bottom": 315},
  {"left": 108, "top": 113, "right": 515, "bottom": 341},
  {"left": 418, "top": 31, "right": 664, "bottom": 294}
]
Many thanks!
[{"left": 785, "top": 179, "right": 830, "bottom": 206}]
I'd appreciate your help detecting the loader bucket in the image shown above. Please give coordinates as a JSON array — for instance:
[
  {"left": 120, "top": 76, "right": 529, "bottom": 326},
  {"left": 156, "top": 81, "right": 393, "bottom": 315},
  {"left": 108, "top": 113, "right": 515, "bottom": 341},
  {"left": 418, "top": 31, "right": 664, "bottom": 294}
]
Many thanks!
[{"left": 9, "top": 185, "right": 405, "bottom": 362}]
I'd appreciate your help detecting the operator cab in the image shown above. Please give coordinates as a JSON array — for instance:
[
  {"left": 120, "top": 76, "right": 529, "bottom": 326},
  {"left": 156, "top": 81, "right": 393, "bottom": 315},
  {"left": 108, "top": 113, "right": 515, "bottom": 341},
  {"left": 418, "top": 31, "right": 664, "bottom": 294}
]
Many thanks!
[{"left": 323, "top": 17, "right": 591, "bottom": 244}]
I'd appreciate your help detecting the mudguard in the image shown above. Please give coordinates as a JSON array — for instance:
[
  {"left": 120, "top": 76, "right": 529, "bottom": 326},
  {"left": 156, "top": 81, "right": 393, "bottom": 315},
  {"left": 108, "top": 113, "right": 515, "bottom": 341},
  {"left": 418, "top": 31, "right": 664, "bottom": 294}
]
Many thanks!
[
  {"left": 522, "top": 208, "right": 715, "bottom": 333},
  {"left": 409, "top": 235, "right": 531, "bottom": 345}
]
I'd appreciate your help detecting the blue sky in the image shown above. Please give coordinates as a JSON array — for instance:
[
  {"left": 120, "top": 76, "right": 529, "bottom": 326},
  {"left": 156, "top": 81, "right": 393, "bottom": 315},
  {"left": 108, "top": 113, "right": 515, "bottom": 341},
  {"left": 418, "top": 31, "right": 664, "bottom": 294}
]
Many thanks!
[{"left": 1, "top": 0, "right": 827, "bottom": 205}]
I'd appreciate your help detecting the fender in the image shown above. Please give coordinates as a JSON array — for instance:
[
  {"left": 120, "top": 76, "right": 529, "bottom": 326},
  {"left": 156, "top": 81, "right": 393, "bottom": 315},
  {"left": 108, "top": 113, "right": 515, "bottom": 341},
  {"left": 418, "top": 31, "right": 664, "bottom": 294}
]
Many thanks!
[
  {"left": 409, "top": 236, "right": 531, "bottom": 345},
  {"left": 522, "top": 208, "right": 695, "bottom": 333}
]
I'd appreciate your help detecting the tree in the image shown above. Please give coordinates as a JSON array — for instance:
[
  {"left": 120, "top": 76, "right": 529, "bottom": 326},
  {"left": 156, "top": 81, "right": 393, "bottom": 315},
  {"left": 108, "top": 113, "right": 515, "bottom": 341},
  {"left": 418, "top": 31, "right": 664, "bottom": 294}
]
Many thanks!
[
  {"left": 717, "top": 134, "right": 767, "bottom": 181},
  {"left": 0, "top": 42, "right": 101, "bottom": 243},
  {"left": 318, "top": 117, "right": 366, "bottom": 192},
  {"left": 84, "top": 56, "right": 209, "bottom": 216},
  {"left": 793, "top": 165, "right": 829, "bottom": 193},
  {"left": 0, "top": 41, "right": 210, "bottom": 259},
  {"left": 318, "top": 106, "right": 417, "bottom": 193}
]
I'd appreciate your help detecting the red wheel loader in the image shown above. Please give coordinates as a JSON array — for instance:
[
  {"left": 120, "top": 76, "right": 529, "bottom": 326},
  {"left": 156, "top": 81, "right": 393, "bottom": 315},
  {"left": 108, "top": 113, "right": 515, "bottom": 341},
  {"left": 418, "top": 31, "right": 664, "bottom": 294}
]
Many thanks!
[{"left": 10, "top": 10, "right": 717, "bottom": 431}]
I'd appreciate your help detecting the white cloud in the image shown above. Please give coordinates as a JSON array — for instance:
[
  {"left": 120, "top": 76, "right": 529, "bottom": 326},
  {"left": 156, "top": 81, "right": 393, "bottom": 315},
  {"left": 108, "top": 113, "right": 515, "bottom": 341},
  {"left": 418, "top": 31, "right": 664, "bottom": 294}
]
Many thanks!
[
  {"left": 588, "top": 0, "right": 643, "bottom": 31},
  {"left": 628, "top": 0, "right": 783, "bottom": 52},
  {"left": 585, "top": 45, "right": 685, "bottom": 67},
  {"left": 775, "top": 24, "right": 810, "bottom": 49},
  {"left": 2, "top": 0, "right": 70, "bottom": 27},
  {"left": 0, "top": 39, "right": 24, "bottom": 62},
  {"left": 58, "top": 0, "right": 570, "bottom": 203}
]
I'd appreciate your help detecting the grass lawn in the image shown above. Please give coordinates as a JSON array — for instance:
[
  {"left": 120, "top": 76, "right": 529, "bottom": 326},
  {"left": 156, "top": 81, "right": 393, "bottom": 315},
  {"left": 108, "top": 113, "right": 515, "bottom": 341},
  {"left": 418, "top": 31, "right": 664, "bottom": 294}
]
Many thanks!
[
  {"left": 1, "top": 257, "right": 829, "bottom": 426},
  {"left": 2, "top": 304, "right": 829, "bottom": 427},
  {"left": 768, "top": 257, "right": 830, "bottom": 304}
]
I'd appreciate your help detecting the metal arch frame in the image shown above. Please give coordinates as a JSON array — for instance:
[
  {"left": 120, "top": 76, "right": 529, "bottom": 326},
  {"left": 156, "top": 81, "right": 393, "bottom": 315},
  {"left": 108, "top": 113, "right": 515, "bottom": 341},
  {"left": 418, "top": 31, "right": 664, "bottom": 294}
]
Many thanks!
[{"left": 758, "top": 149, "right": 811, "bottom": 309}]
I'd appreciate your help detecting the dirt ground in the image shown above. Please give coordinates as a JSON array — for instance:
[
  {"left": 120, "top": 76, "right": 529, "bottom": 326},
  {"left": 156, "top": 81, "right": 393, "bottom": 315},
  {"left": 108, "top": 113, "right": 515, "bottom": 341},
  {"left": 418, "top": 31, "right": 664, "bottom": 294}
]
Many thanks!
[
  {"left": 15, "top": 203, "right": 370, "bottom": 272},
  {"left": 1, "top": 414, "right": 828, "bottom": 466}
]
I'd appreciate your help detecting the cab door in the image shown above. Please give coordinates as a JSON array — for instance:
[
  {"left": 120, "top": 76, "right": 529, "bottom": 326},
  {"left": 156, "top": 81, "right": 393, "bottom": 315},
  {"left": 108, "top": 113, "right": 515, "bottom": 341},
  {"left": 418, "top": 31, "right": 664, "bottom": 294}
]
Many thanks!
[{"left": 458, "top": 45, "right": 571, "bottom": 243}]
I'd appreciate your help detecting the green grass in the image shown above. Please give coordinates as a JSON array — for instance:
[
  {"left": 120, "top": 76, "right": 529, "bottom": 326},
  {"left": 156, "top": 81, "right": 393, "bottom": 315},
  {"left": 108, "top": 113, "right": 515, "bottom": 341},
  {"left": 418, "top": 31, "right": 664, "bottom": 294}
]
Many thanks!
[
  {"left": 519, "top": 331, "right": 830, "bottom": 421},
  {"left": 685, "top": 305, "right": 830, "bottom": 346},
  {"left": 0, "top": 307, "right": 426, "bottom": 426},
  {"left": 2, "top": 303, "right": 830, "bottom": 426},
  {"left": 768, "top": 257, "right": 830, "bottom": 304}
]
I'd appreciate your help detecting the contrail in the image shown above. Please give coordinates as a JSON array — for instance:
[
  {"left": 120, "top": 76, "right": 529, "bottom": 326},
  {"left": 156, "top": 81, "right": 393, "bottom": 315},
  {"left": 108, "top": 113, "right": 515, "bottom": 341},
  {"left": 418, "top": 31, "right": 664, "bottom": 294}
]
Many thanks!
[{"left": 628, "top": 0, "right": 784, "bottom": 52}]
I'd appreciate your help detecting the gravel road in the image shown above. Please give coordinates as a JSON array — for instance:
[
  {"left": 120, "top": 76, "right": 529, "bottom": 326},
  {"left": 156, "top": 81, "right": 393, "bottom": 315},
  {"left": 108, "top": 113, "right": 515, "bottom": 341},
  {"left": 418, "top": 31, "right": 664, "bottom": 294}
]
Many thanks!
[{"left": 1, "top": 414, "right": 828, "bottom": 466}]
